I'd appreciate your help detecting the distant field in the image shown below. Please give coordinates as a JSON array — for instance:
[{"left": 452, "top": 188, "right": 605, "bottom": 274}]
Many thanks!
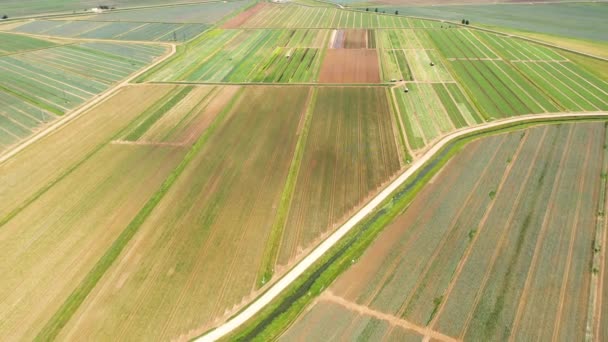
[
  {"left": 76, "top": 0, "right": 250, "bottom": 23},
  {"left": 0, "top": 41, "right": 167, "bottom": 153},
  {"left": 230, "top": 4, "right": 443, "bottom": 29},
  {"left": 7, "top": 20, "right": 208, "bottom": 42},
  {"left": 0, "top": 0, "right": 239, "bottom": 17},
  {"left": 283, "top": 121, "right": 608, "bottom": 341},
  {"left": 365, "top": 2, "right": 608, "bottom": 43},
  {"left": 56, "top": 86, "right": 312, "bottom": 341},
  {"left": 0, "top": 32, "right": 56, "bottom": 55},
  {"left": 277, "top": 87, "right": 402, "bottom": 268},
  {"left": 146, "top": 29, "right": 329, "bottom": 82}
]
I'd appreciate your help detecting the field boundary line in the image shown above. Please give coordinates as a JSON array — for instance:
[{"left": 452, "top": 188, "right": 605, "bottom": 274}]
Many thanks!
[
  {"left": 0, "top": 42, "right": 175, "bottom": 164},
  {"left": 199, "top": 111, "right": 608, "bottom": 341},
  {"left": 321, "top": 292, "right": 458, "bottom": 342}
]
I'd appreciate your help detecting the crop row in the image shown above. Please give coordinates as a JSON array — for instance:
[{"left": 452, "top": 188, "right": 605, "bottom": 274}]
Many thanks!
[
  {"left": 378, "top": 29, "right": 424, "bottom": 49},
  {"left": 0, "top": 32, "right": 56, "bottom": 55},
  {"left": 427, "top": 28, "right": 499, "bottom": 59},
  {"left": 476, "top": 31, "right": 566, "bottom": 61},
  {"left": 10, "top": 20, "right": 207, "bottom": 42},
  {"left": 238, "top": 5, "right": 430, "bottom": 29},
  {"left": 151, "top": 29, "right": 328, "bottom": 83},
  {"left": 0, "top": 42, "right": 166, "bottom": 151},
  {"left": 513, "top": 61, "right": 608, "bottom": 112},
  {"left": 278, "top": 87, "right": 402, "bottom": 266},
  {"left": 393, "top": 83, "right": 480, "bottom": 151}
]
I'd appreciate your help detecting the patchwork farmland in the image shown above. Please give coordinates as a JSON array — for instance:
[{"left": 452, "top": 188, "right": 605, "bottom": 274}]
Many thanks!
[
  {"left": 1, "top": 1, "right": 608, "bottom": 341},
  {"left": 282, "top": 122, "right": 608, "bottom": 341}
]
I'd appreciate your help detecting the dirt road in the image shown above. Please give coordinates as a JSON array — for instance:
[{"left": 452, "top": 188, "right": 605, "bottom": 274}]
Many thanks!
[{"left": 198, "top": 111, "right": 608, "bottom": 341}]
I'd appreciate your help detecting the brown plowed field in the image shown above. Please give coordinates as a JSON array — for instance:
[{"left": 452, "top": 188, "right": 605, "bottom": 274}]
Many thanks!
[
  {"left": 222, "top": 2, "right": 267, "bottom": 29},
  {"left": 319, "top": 49, "right": 380, "bottom": 83},
  {"left": 344, "top": 30, "right": 368, "bottom": 49}
]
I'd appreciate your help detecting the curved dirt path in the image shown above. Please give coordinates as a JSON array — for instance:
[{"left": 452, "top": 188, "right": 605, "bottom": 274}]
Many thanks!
[
  {"left": 0, "top": 41, "right": 176, "bottom": 164},
  {"left": 199, "top": 111, "right": 608, "bottom": 341}
]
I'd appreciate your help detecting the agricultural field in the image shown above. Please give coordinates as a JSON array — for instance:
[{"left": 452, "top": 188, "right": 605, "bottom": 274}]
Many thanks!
[
  {"left": 367, "top": 2, "right": 608, "bottom": 43},
  {"left": 147, "top": 29, "right": 329, "bottom": 83},
  {"left": 0, "top": 41, "right": 167, "bottom": 153},
  {"left": 0, "top": 31, "right": 57, "bottom": 55},
  {"left": 7, "top": 20, "right": 208, "bottom": 42},
  {"left": 76, "top": 0, "right": 251, "bottom": 23},
  {"left": 276, "top": 87, "right": 402, "bottom": 268},
  {"left": 54, "top": 86, "right": 312, "bottom": 341},
  {"left": 393, "top": 83, "right": 482, "bottom": 151},
  {"left": 283, "top": 121, "right": 608, "bottom": 341},
  {"left": 229, "top": 3, "right": 444, "bottom": 29},
  {"left": 0, "top": 0, "right": 215, "bottom": 17}
]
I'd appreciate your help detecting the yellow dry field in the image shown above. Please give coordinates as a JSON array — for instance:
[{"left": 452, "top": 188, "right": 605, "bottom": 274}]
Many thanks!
[
  {"left": 0, "top": 85, "right": 176, "bottom": 221},
  {"left": 0, "top": 144, "right": 186, "bottom": 340},
  {"left": 57, "top": 86, "right": 311, "bottom": 341}
]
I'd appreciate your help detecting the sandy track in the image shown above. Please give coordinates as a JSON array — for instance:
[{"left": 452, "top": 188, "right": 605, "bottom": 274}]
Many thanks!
[
  {"left": 0, "top": 42, "right": 176, "bottom": 164},
  {"left": 199, "top": 111, "right": 608, "bottom": 341}
]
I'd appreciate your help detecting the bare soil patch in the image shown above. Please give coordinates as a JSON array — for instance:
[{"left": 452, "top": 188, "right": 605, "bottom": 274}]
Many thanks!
[{"left": 319, "top": 49, "right": 380, "bottom": 83}]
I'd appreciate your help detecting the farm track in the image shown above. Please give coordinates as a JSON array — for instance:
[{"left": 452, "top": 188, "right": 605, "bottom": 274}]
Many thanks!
[
  {"left": 321, "top": 291, "right": 457, "bottom": 342},
  {"left": 0, "top": 40, "right": 176, "bottom": 164},
  {"left": 199, "top": 111, "right": 608, "bottom": 341}
]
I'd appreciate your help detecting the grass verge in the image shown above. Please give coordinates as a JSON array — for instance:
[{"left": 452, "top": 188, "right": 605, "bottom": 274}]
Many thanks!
[
  {"left": 33, "top": 88, "right": 245, "bottom": 341},
  {"left": 219, "top": 115, "right": 608, "bottom": 341}
]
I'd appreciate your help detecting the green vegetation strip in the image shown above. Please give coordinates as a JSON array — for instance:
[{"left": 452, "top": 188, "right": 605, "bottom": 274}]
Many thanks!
[
  {"left": 257, "top": 88, "right": 317, "bottom": 288},
  {"left": 222, "top": 115, "right": 608, "bottom": 341},
  {"left": 34, "top": 88, "right": 244, "bottom": 341},
  {"left": 125, "top": 86, "right": 193, "bottom": 140}
]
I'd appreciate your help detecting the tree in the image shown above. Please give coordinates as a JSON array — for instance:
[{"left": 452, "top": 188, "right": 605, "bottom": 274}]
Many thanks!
[
  {"left": 395, "top": 10, "right": 399, "bottom": 15},
  {"left": 366, "top": 8, "right": 369, "bottom": 11},
  {"left": 462, "top": 19, "right": 465, "bottom": 24},
  {"left": 2, "top": 15, "right": 7, "bottom": 19},
  {"left": 465, "top": 19, "right": 470, "bottom": 25},
  {"left": 374, "top": 8, "right": 378, "bottom": 12}
]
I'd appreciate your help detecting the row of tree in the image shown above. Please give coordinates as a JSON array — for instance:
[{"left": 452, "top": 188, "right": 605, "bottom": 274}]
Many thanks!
[{"left": 365, "top": 8, "right": 398, "bottom": 15}]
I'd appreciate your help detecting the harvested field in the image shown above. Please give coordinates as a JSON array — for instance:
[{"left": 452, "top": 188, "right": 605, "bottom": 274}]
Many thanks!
[
  {"left": 319, "top": 49, "right": 380, "bottom": 83},
  {"left": 277, "top": 87, "right": 402, "bottom": 267},
  {"left": 57, "top": 87, "right": 311, "bottom": 341},
  {"left": 285, "top": 122, "right": 608, "bottom": 341}
]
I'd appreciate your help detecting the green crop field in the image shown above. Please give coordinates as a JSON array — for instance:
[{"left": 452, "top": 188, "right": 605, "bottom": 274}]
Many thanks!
[
  {"left": 363, "top": 2, "right": 608, "bottom": 43},
  {"left": 0, "top": 31, "right": 57, "bottom": 54},
  {"left": 0, "top": 41, "right": 166, "bottom": 153},
  {"left": 7, "top": 20, "right": 208, "bottom": 42},
  {"left": 146, "top": 29, "right": 328, "bottom": 83},
  {"left": 232, "top": 4, "right": 444, "bottom": 29},
  {"left": 2, "top": 1, "right": 608, "bottom": 341},
  {"left": 282, "top": 122, "right": 608, "bottom": 341}
]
